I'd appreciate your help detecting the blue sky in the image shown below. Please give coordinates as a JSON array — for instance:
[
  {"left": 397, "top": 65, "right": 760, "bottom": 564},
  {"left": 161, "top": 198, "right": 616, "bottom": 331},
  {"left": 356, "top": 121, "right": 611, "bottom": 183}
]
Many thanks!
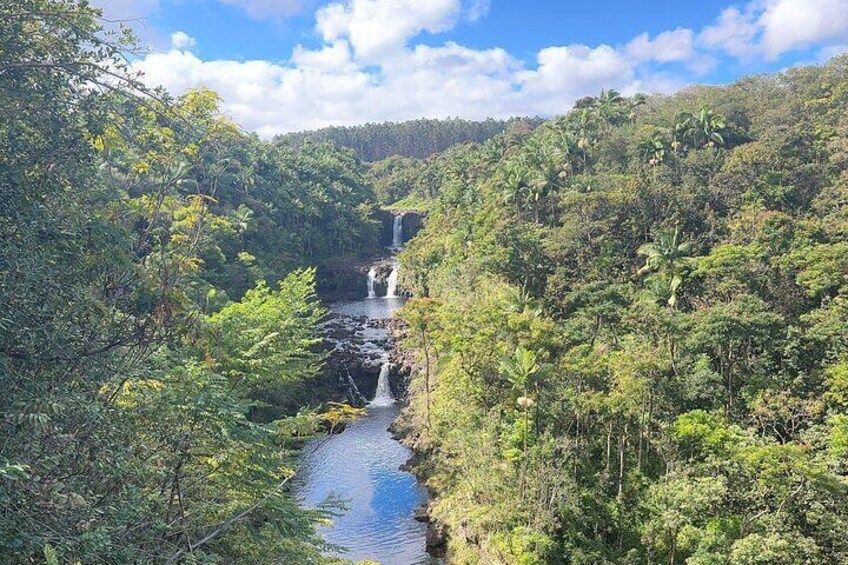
[{"left": 98, "top": 0, "right": 848, "bottom": 136}]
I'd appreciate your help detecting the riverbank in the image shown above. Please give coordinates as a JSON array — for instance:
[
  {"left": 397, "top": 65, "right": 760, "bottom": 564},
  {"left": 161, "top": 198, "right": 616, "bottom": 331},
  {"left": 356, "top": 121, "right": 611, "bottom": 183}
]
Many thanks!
[{"left": 384, "top": 316, "right": 450, "bottom": 561}]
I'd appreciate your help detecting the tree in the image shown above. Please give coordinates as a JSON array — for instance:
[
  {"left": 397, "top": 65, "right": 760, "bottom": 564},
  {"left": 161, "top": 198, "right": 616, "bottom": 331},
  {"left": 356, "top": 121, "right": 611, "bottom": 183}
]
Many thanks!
[
  {"left": 675, "top": 107, "right": 727, "bottom": 150},
  {"left": 403, "top": 298, "right": 441, "bottom": 431},
  {"left": 500, "top": 346, "right": 547, "bottom": 463},
  {"left": 595, "top": 89, "right": 627, "bottom": 126},
  {"left": 639, "top": 128, "right": 672, "bottom": 166},
  {"left": 637, "top": 227, "right": 695, "bottom": 307}
]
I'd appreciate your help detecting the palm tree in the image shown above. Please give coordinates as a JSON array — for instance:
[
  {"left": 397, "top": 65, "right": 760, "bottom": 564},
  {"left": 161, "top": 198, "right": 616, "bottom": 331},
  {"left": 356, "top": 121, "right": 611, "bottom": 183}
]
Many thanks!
[
  {"left": 500, "top": 347, "right": 544, "bottom": 465},
  {"left": 637, "top": 226, "right": 694, "bottom": 307},
  {"left": 502, "top": 163, "right": 529, "bottom": 218},
  {"left": 233, "top": 204, "right": 255, "bottom": 237},
  {"left": 528, "top": 157, "right": 564, "bottom": 223},
  {"left": 628, "top": 93, "right": 647, "bottom": 124},
  {"left": 576, "top": 108, "right": 597, "bottom": 169},
  {"left": 674, "top": 107, "right": 726, "bottom": 149},
  {"left": 639, "top": 128, "right": 671, "bottom": 166},
  {"left": 595, "top": 89, "right": 626, "bottom": 125}
]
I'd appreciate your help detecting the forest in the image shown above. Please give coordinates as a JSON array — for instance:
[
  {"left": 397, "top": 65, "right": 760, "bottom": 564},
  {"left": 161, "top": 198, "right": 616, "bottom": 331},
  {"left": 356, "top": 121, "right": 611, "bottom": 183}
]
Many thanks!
[
  {"left": 276, "top": 117, "right": 542, "bottom": 162},
  {"left": 395, "top": 58, "right": 848, "bottom": 564},
  {"left": 2, "top": 0, "right": 848, "bottom": 564},
  {"left": 1, "top": 2, "right": 373, "bottom": 562}
]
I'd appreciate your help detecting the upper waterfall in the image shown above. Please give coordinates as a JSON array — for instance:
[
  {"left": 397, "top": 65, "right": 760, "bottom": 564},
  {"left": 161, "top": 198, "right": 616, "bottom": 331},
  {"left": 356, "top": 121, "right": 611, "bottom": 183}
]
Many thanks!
[{"left": 392, "top": 213, "right": 404, "bottom": 249}]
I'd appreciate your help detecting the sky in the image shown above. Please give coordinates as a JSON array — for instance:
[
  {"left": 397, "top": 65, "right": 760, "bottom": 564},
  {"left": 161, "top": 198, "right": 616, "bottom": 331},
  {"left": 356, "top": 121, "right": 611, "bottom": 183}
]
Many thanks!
[{"left": 94, "top": 0, "right": 848, "bottom": 137}]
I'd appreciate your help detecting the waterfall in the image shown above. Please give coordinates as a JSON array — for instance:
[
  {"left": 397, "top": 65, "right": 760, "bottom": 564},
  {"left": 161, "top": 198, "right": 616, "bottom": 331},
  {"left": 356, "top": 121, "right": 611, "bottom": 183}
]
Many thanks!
[
  {"left": 344, "top": 370, "right": 366, "bottom": 406},
  {"left": 386, "top": 264, "right": 399, "bottom": 298},
  {"left": 370, "top": 361, "right": 395, "bottom": 406},
  {"left": 392, "top": 213, "right": 404, "bottom": 248},
  {"left": 366, "top": 267, "right": 377, "bottom": 299}
]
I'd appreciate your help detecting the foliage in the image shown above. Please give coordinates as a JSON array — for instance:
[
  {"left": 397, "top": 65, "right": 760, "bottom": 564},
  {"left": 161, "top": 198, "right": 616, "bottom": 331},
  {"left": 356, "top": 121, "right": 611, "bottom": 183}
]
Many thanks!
[
  {"left": 0, "top": 3, "right": 363, "bottom": 562},
  {"left": 277, "top": 116, "right": 542, "bottom": 162},
  {"left": 397, "top": 55, "right": 848, "bottom": 564}
]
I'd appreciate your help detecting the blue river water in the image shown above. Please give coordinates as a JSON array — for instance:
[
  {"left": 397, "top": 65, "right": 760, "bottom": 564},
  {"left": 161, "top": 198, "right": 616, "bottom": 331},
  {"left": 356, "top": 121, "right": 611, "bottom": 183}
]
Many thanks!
[{"left": 296, "top": 297, "right": 440, "bottom": 565}]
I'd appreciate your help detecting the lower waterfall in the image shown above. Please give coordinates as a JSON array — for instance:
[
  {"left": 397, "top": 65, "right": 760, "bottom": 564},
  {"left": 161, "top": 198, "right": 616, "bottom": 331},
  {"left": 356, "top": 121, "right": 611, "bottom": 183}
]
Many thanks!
[
  {"left": 366, "top": 267, "right": 377, "bottom": 299},
  {"left": 369, "top": 361, "right": 395, "bottom": 407},
  {"left": 386, "top": 265, "right": 399, "bottom": 298}
]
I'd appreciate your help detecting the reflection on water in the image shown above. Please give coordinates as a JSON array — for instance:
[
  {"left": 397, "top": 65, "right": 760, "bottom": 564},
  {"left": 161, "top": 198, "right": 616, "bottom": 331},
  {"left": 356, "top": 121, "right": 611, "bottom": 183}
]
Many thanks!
[
  {"left": 330, "top": 297, "right": 405, "bottom": 320},
  {"left": 297, "top": 405, "right": 438, "bottom": 565}
]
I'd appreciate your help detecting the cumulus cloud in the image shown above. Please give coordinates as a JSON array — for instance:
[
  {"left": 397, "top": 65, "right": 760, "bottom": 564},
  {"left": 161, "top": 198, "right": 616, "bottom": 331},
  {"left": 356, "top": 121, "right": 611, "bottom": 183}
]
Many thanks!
[
  {"left": 317, "top": 0, "right": 461, "bottom": 60},
  {"left": 759, "top": 0, "right": 848, "bottom": 59},
  {"left": 129, "top": 0, "right": 848, "bottom": 136},
  {"left": 698, "top": 5, "right": 760, "bottom": 59},
  {"left": 519, "top": 45, "right": 637, "bottom": 102},
  {"left": 625, "top": 28, "right": 715, "bottom": 74},
  {"left": 699, "top": 0, "right": 848, "bottom": 60},
  {"left": 134, "top": 40, "right": 650, "bottom": 137},
  {"left": 627, "top": 29, "right": 695, "bottom": 63},
  {"left": 170, "top": 31, "right": 196, "bottom": 49}
]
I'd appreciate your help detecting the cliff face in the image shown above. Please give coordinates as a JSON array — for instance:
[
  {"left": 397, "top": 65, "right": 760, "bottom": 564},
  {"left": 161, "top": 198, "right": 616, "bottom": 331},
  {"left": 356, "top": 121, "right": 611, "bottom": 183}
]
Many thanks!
[
  {"left": 376, "top": 209, "right": 427, "bottom": 247},
  {"left": 401, "top": 212, "right": 426, "bottom": 242},
  {"left": 314, "top": 258, "right": 392, "bottom": 300},
  {"left": 315, "top": 257, "right": 372, "bottom": 301}
]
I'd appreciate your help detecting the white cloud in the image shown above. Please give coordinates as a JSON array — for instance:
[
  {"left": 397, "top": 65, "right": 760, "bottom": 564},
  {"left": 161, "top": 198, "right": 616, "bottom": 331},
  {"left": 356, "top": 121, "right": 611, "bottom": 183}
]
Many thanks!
[
  {"left": 291, "top": 41, "right": 353, "bottom": 70},
  {"left": 170, "top": 31, "right": 196, "bottom": 49},
  {"left": 316, "top": 0, "right": 462, "bottom": 60},
  {"left": 129, "top": 0, "right": 848, "bottom": 137},
  {"left": 698, "top": 5, "right": 761, "bottom": 59},
  {"left": 133, "top": 41, "right": 646, "bottom": 136},
  {"left": 625, "top": 28, "right": 715, "bottom": 74},
  {"left": 627, "top": 28, "right": 695, "bottom": 63},
  {"left": 519, "top": 45, "right": 637, "bottom": 103},
  {"left": 152, "top": 35, "right": 686, "bottom": 136},
  {"left": 759, "top": 0, "right": 848, "bottom": 59},
  {"left": 699, "top": 0, "right": 848, "bottom": 60}
]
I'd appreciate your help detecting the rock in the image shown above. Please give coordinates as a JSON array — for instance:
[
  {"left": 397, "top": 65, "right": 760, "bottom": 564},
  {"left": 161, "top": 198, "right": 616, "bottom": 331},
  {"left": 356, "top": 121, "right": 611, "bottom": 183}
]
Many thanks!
[
  {"left": 314, "top": 253, "right": 396, "bottom": 301},
  {"left": 413, "top": 504, "right": 429, "bottom": 522},
  {"left": 399, "top": 453, "right": 419, "bottom": 472},
  {"left": 425, "top": 522, "right": 448, "bottom": 557}
]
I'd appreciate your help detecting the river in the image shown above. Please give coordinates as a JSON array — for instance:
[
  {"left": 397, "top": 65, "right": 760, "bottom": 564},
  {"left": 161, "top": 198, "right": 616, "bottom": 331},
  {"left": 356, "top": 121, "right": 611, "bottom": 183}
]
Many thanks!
[{"left": 296, "top": 292, "right": 439, "bottom": 564}]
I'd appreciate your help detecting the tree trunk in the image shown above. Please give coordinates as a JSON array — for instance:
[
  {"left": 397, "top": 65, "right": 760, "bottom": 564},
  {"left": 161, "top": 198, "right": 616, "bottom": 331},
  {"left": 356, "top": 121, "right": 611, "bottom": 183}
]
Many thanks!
[
  {"left": 617, "top": 423, "right": 627, "bottom": 500},
  {"left": 424, "top": 343, "right": 432, "bottom": 430}
]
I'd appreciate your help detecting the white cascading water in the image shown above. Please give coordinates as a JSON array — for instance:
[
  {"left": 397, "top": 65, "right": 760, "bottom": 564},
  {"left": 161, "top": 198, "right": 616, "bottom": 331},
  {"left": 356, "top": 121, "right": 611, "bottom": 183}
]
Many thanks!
[
  {"left": 370, "top": 361, "right": 395, "bottom": 406},
  {"left": 346, "top": 372, "right": 366, "bottom": 405},
  {"left": 392, "top": 213, "right": 404, "bottom": 248},
  {"left": 386, "top": 265, "right": 399, "bottom": 298},
  {"left": 366, "top": 267, "right": 377, "bottom": 299}
]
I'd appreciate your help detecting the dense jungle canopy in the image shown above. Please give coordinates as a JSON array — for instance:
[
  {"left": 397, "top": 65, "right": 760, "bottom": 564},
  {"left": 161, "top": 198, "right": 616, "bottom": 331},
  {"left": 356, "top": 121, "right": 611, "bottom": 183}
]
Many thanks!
[{"left": 2, "top": 1, "right": 848, "bottom": 564}]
